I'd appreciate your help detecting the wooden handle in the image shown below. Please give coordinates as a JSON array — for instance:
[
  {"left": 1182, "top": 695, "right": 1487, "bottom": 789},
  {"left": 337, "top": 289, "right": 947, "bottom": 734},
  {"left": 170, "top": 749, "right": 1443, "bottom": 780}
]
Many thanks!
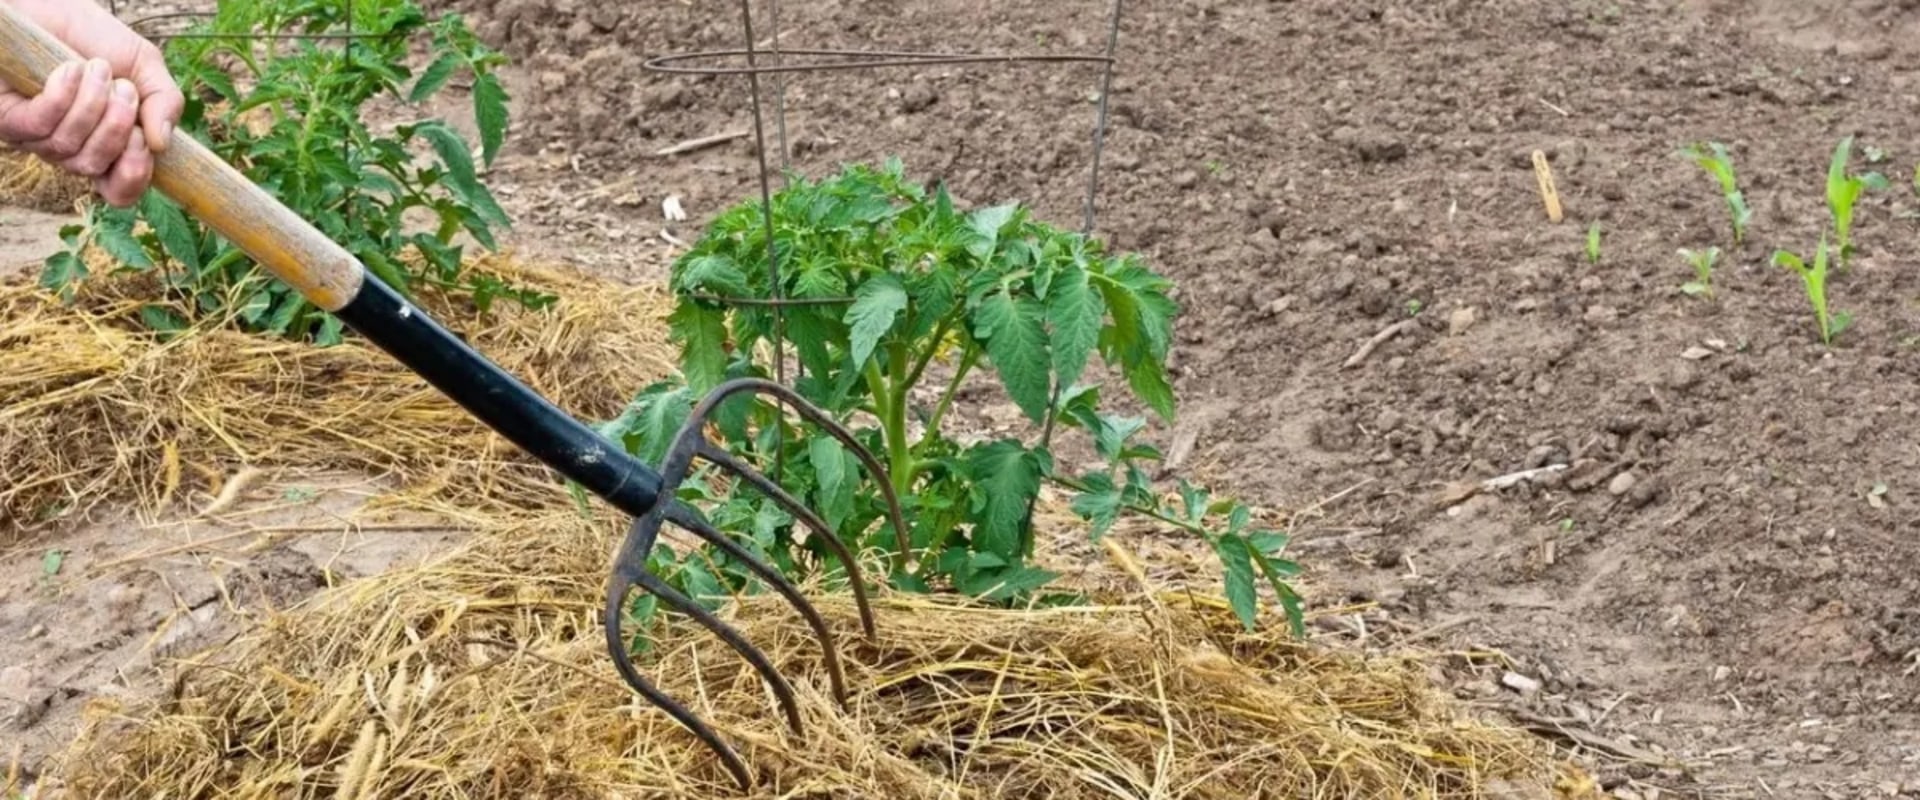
[{"left": 0, "top": 2, "right": 364, "bottom": 310}]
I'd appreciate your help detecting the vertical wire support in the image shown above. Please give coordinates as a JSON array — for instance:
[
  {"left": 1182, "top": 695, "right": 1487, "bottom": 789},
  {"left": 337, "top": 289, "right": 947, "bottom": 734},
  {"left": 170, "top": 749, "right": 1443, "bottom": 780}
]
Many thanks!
[
  {"left": 765, "top": 0, "right": 792, "bottom": 172},
  {"left": 343, "top": 0, "right": 354, "bottom": 232},
  {"left": 737, "top": 0, "right": 790, "bottom": 478},
  {"left": 764, "top": 0, "right": 799, "bottom": 461},
  {"left": 1079, "top": 0, "right": 1124, "bottom": 237},
  {"left": 1020, "top": 0, "right": 1126, "bottom": 547}
]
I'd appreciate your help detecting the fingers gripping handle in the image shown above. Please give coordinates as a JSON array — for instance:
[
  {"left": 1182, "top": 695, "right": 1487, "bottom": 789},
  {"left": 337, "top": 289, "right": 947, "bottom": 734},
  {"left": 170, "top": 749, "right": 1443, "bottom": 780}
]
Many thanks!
[{"left": 0, "top": 2, "right": 365, "bottom": 310}]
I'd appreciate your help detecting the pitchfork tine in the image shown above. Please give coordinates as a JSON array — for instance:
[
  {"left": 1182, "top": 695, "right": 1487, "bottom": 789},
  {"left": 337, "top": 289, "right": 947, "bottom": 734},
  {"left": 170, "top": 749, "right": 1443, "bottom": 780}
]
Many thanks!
[
  {"left": 662, "top": 500, "right": 854, "bottom": 705},
  {"left": 687, "top": 378, "right": 915, "bottom": 572},
  {"left": 690, "top": 442, "right": 875, "bottom": 638},
  {"left": 597, "top": 375, "right": 917, "bottom": 789},
  {"left": 604, "top": 520, "right": 755, "bottom": 790}
]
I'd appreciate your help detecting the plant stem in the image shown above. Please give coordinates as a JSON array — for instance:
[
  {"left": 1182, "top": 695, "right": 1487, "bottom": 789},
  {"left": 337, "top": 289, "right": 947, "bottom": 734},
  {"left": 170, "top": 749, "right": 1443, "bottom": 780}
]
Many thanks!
[
  {"left": 924, "top": 345, "right": 980, "bottom": 443},
  {"left": 862, "top": 359, "right": 915, "bottom": 501},
  {"left": 885, "top": 341, "right": 916, "bottom": 499},
  {"left": 435, "top": 210, "right": 461, "bottom": 244},
  {"left": 901, "top": 311, "right": 961, "bottom": 391},
  {"left": 1047, "top": 473, "right": 1213, "bottom": 540}
]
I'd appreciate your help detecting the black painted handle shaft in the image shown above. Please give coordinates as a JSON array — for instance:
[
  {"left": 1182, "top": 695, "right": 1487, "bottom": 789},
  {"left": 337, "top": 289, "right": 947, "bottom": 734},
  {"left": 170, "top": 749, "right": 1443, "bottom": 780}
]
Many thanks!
[{"left": 334, "top": 280, "right": 667, "bottom": 518}]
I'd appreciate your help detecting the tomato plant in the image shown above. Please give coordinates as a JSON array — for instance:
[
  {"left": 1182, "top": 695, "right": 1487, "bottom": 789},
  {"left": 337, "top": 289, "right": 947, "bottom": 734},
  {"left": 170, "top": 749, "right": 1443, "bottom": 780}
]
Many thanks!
[
  {"left": 40, "top": 0, "right": 547, "bottom": 342},
  {"left": 594, "top": 160, "right": 1304, "bottom": 635}
]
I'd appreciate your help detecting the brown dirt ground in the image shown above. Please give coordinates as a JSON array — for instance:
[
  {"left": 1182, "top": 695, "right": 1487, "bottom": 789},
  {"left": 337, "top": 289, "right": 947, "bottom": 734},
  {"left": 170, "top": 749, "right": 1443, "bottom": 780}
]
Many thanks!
[
  {"left": 419, "top": 0, "right": 1920, "bottom": 796},
  {"left": 6, "top": 0, "right": 1920, "bottom": 798}
]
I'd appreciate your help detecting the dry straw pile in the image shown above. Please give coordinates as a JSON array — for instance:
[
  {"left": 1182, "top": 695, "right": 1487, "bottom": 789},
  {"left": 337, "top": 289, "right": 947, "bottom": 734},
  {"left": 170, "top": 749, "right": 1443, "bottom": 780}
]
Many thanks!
[
  {"left": 0, "top": 254, "right": 676, "bottom": 540},
  {"left": 45, "top": 508, "right": 1591, "bottom": 799},
  {"left": 0, "top": 149, "right": 88, "bottom": 212},
  {"left": 2, "top": 247, "right": 1600, "bottom": 799}
]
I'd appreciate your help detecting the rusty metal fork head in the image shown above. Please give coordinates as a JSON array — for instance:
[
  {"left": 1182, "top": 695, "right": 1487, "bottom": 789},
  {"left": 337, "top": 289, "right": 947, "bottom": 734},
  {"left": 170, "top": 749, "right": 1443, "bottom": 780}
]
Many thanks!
[{"left": 601, "top": 377, "right": 911, "bottom": 790}]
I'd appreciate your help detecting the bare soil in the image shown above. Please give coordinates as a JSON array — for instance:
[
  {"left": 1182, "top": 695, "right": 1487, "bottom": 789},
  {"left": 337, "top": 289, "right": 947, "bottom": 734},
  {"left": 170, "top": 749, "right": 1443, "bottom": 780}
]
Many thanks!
[{"left": 6, "top": 0, "right": 1920, "bottom": 797}]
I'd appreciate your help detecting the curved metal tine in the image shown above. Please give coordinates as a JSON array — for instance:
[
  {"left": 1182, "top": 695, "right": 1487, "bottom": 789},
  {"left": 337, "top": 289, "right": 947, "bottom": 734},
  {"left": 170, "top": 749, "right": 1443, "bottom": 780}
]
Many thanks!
[
  {"left": 602, "top": 514, "right": 754, "bottom": 790},
  {"left": 692, "top": 378, "right": 915, "bottom": 576},
  {"left": 608, "top": 504, "right": 806, "bottom": 733},
  {"left": 614, "top": 424, "right": 808, "bottom": 734},
  {"left": 685, "top": 443, "right": 876, "bottom": 640},
  {"left": 662, "top": 498, "right": 854, "bottom": 706},
  {"left": 630, "top": 566, "right": 804, "bottom": 735}
]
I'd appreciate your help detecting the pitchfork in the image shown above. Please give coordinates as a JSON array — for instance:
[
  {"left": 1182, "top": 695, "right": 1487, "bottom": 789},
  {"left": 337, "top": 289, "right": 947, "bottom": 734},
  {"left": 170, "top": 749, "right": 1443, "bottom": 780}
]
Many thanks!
[{"left": 0, "top": 6, "right": 906, "bottom": 790}]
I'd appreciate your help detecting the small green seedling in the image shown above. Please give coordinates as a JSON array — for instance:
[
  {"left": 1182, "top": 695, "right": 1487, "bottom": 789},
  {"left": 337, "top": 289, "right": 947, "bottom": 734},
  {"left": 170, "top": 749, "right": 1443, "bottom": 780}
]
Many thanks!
[
  {"left": 1773, "top": 234, "right": 1851, "bottom": 346},
  {"left": 1681, "top": 141, "right": 1752, "bottom": 246},
  {"left": 1826, "top": 136, "right": 1891, "bottom": 267},
  {"left": 1585, "top": 221, "right": 1603, "bottom": 263},
  {"left": 1679, "top": 246, "right": 1720, "bottom": 299}
]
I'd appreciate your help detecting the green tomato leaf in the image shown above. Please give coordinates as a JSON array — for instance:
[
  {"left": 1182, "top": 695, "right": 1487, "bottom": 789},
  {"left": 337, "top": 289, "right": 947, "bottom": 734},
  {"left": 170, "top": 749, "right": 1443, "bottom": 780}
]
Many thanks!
[
  {"left": 238, "top": 288, "right": 273, "bottom": 325},
  {"left": 667, "top": 303, "right": 729, "bottom": 394},
  {"left": 473, "top": 72, "right": 510, "bottom": 167},
  {"left": 809, "top": 436, "right": 856, "bottom": 533},
  {"left": 1249, "top": 547, "right": 1307, "bottom": 638},
  {"left": 409, "top": 52, "right": 460, "bottom": 103},
  {"left": 1227, "top": 504, "right": 1252, "bottom": 535},
  {"left": 94, "top": 215, "right": 152, "bottom": 270},
  {"left": 674, "top": 254, "right": 752, "bottom": 297},
  {"left": 316, "top": 313, "right": 346, "bottom": 346},
  {"left": 603, "top": 382, "right": 695, "bottom": 465},
  {"left": 1059, "top": 385, "right": 1144, "bottom": 460},
  {"left": 845, "top": 273, "right": 909, "bottom": 369},
  {"left": 1069, "top": 471, "right": 1124, "bottom": 540},
  {"left": 40, "top": 251, "right": 86, "bottom": 298},
  {"left": 139, "top": 192, "right": 201, "bottom": 271},
  {"left": 139, "top": 305, "right": 188, "bottom": 335},
  {"left": 1123, "top": 358, "right": 1178, "bottom": 425},
  {"left": 965, "top": 440, "right": 1042, "bottom": 559},
  {"left": 415, "top": 122, "right": 509, "bottom": 228},
  {"left": 965, "top": 203, "right": 1020, "bottom": 261},
  {"left": 1047, "top": 262, "right": 1105, "bottom": 390},
  {"left": 678, "top": 559, "right": 728, "bottom": 611},
  {"left": 1094, "top": 257, "right": 1179, "bottom": 422},
  {"left": 1248, "top": 530, "right": 1291, "bottom": 557},
  {"left": 362, "top": 250, "right": 413, "bottom": 297},
  {"left": 785, "top": 307, "right": 842, "bottom": 398},
  {"left": 1178, "top": 481, "right": 1207, "bottom": 524},
  {"left": 1215, "top": 535, "right": 1260, "bottom": 631},
  {"left": 972, "top": 289, "right": 1052, "bottom": 424},
  {"left": 962, "top": 563, "right": 1059, "bottom": 603}
]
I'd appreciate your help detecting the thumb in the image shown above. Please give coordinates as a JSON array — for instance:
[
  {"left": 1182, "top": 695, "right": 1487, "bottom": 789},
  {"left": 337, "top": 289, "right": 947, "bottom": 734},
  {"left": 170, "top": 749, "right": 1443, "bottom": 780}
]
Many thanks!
[{"left": 127, "top": 44, "right": 182, "bottom": 152}]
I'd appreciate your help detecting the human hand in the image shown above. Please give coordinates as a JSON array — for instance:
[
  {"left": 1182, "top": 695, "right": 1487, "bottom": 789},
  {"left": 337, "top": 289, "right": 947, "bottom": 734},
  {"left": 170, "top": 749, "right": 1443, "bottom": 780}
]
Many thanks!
[{"left": 0, "top": 0, "right": 184, "bottom": 207}]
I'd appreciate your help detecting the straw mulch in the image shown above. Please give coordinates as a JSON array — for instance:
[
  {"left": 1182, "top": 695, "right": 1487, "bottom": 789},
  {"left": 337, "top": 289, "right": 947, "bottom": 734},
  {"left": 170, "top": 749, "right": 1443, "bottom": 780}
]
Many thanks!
[
  {"left": 43, "top": 508, "right": 1599, "bottom": 800},
  {"left": 0, "top": 255, "right": 677, "bottom": 540},
  {"left": 0, "top": 149, "right": 89, "bottom": 213}
]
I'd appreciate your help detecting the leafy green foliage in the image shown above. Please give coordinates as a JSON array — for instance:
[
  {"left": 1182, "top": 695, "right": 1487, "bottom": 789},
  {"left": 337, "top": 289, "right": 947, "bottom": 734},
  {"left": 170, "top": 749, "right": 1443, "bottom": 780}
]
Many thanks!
[
  {"left": 1773, "top": 235, "right": 1850, "bottom": 346},
  {"left": 595, "top": 160, "right": 1304, "bottom": 635},
  {"left": 1585, "top": 221, "right": 1602, "bottom": 264},
  {"left": 1678, "top": 246, "right": 1719, "bottom": 299},
  {"left": 40, "top": 0, "right": 547, "bottom": 343},
  {"left": 1825, "top": 136, "right": 1889, "bottom": 267},
  {"left": 1680, "top": 141, "right": 1752, "bottom": 247}
]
